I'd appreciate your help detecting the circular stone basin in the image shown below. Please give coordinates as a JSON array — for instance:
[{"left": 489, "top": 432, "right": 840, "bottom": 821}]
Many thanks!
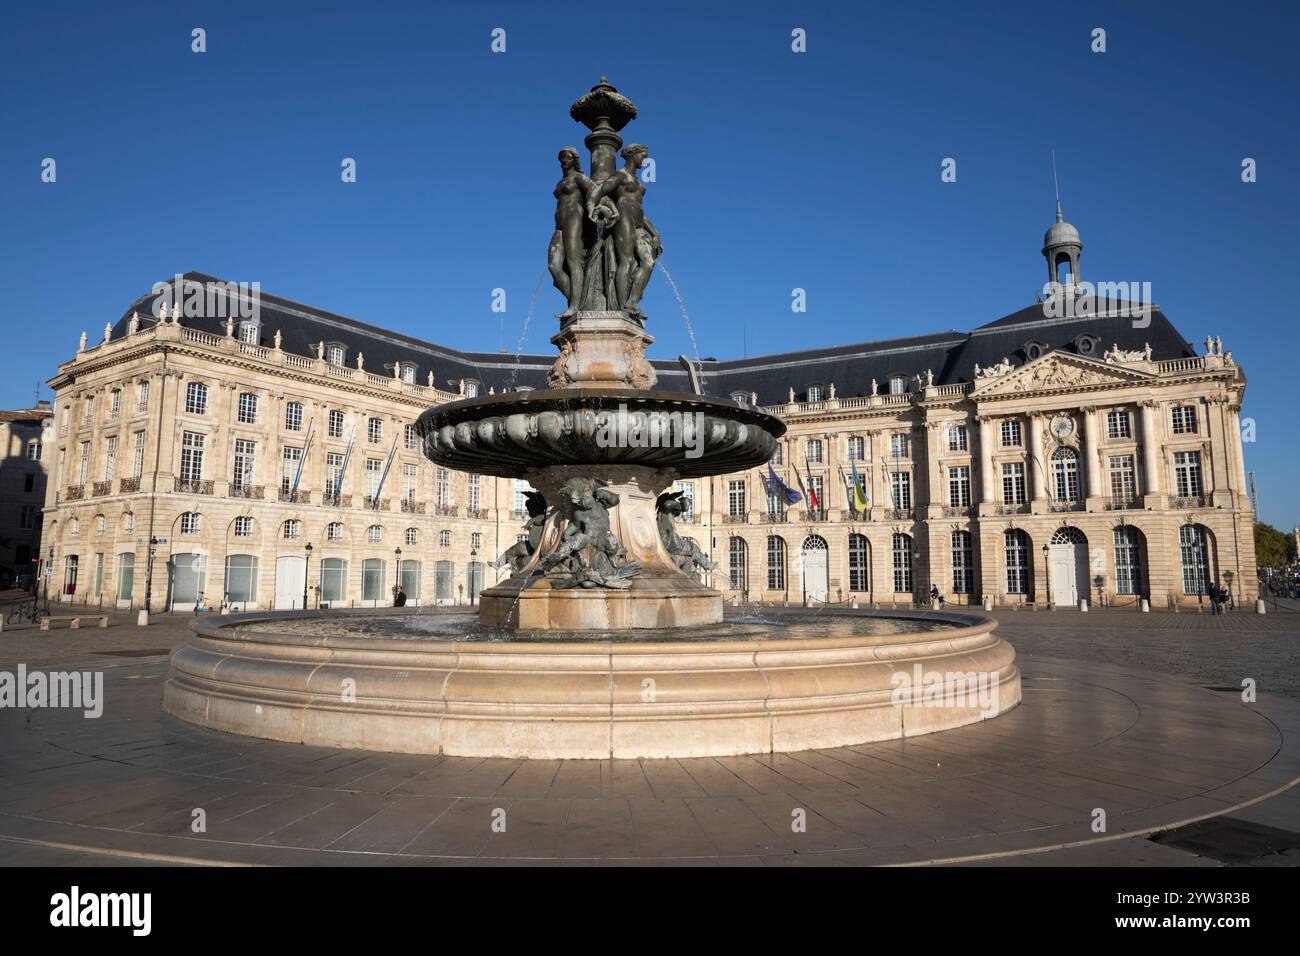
[
  {"left": 415, "top": 388, "right": 785, "bottom": 479},
  {"left": 164, "top": 607, "right": 1021, "bottom": 760}
]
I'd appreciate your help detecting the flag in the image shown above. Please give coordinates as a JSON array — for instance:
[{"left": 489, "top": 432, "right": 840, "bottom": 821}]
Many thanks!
[
  {"left": 290, "top": 417, "right": 314, "bottom": 496},
  {"left": 804, "top": 459, "right": 819, "bottom": 512},
  {"left": 849, "top": 455, "right": 870, "bottom": 511},
  {"left": 768, "top": 462, "right": 802, "bottom": 505}
]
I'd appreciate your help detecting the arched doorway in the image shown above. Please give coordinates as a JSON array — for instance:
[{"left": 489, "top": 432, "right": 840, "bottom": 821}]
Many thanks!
[
  {"left": 1179, "top": 524, "right": 1217, "bottom": 596},
  {"left": 169, "top": 552, "right": 208, "bottom": 610},
  {"left": 1049, "top": 527, "right": 1089, "bottom": 606},
  {"left": 274, "top": 554, "right": 306, "bottom": 609},
  {"left": 800, "top": 535, "right": 829, "bottom": 603}
]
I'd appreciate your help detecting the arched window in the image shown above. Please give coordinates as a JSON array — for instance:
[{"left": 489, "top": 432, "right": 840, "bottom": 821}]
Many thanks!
[
  {"left": 951, "top": 530, "right": 973, "bottom": 594},
  {"left": 95, "top": 514, "right": 106, "bottom": 536},
  {"left": 400, "top": 364, "right": 416, "bottom": 385},
  {"left": 405, "top": 528, "right": 419, "bottom": 546},
  {"left": 729, "top": 538, "right": 747, "bottom": 592},
  {"left": 439, "top": 530, "right": 451, "bottom": 548},
  {"left": 326, "top": 521, "right": 343, "bottom": 541},
  {"left": 1051, "top": 447, "right": 1079, "bottom": 502},
  {"left": 463, "top": 380, "right": 480, "bottom": 398},
  {"left": 367, "top": 525, "right": 383, "bottom": 544},
  {"left": 1179, "top": 525, "right": 1212, "bottom": 595},
  {"left": 1113, "top": 526, "right": 1143, "bottom": 596},
  {"left": 891, "top": 533, "right": 913, "bottom": 593},
  {"left": 282, "top": 519, "right": 301, "bottom": 540},
  {"left": 767, "top": 535, "right": 786, "bottom": 590},
  {"left": 233, "top": 516, "right": 253, "bottom": 537},
  {"left": 1004, "top": 529, "right": 1030, "bottom": 595},
  {"left": 326, "top": 343, "right": 345, "bottom": 366},
  {"left": 848, "top": 534, "right": 869, "bottom": 591}
]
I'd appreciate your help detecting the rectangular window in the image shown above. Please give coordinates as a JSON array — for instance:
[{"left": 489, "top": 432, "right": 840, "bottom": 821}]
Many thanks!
[
  {"left": 79, "top": 441, "right": 90, "bottom": 484},
  {"left": 890, "top": 434, "right": 910, "bottom": 458},
  {"left": 132, "top": 431, "right": 145, "bottom": 479},
  {"left": 285, "top": 402, "right": 303, "bottom": 431},
  {"left": 237, "top": 392, "right": 258, "bottom": 424},
  {"left": 104, "top": 436, "right": 117, "bottom": 481},
  {"left": 185, "top": 382, "right": 206, "bottom": 415},
  {"left": 947, "top": 466, "right": 970, "bottom": 508},
  {"left": 767, "top": 538, "right": 785, "bottom": 590},
  {"left": 1173, "top": 450, "right": 1203, "bottom": 497},
  {"left": 320, "top": 558, "right": 348, "bottom": 603},
  {"left": 514, "top": 479, "right": 530, "bottom": 515},
  {"left": 325, "top": 452, "right": 344, "bottom": 496},
  {"left": 1108, "top": 454, "right": 1137, "bottom": 501},
  {"left": 404, "top": 463, "right": 419, "bottom": 502},
  {"left": 180, "top": 432, "right": 204, "bottom": 482},
  {"left": 1000, "top": 420, "right": 1022, "bottom": 447},
  {"left": 1171, "top": 405, "right": 1198, "bottom": 435},
  {"left": 233, "top": 439, "right": 256, "bottom": 488},
  {"left": 947, "top": 425, "right": 968, "bottom": 452},
  {"left": 890, "top": 471, "right": 912, "bottom": 510},
  {"left": 137, "top": 380, "right": 149, "bottom": 412},
  {"left": 404, "top": 424, "right": 417, "bottom": 449},
  {"left": 366, "top": 458, "right": 383, "bottom": 498},
  {"left": 368, "top": 417, "right": 383, "bottom": 443},
  {"left": 805, "top": 439, "right": 823, "bottom": 464},
  {"left": 281, "top": 446, "right": 302, "bottom": 492},
  {"left": 951, "top": 532, "right": 973, "bottom": 594},
  {"left": 675, "top": 481, "right": 695, "bottom": 521},
  {"left": 846, "top": 436, "right": 865, "bottom": 461},
  {"left": 468, "top": 474, "right": 481, "bottom": 511},
  {"left": 84, "top": 395, "right": 95, "bottom": 424},
  {"left": 435, "top": 468, "right": 449, "bottom": 506},
  {"left": 328, "top": 409, "right": 344, "bottom": 438},
  {"left": 109, "top": 390, "right": 120, "bottom": 419},
  {"left": 327, "top": 345, "right": 344, "bottom": 366},
  {"left": 1106, "top": 410, "right": 1132, "bottom": 439},
  {"left": 20, "top": 505, "right": 37, "bottom": 530},
  {"left": 362, "top": 558, "right": 386, "bottom": 604},
  {"left": 728, "top": 479, "right": 746, "bottom": 517},
  {"left": 808, "top": 475, "right": 824, "bottom": 511},
  {"left": 1001, "top": 462, "right": 1026, "bottom": 505}
]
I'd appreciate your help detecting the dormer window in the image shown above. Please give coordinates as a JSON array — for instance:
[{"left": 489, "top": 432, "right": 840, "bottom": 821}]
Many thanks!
[
  {"left": 806, "top": 383, "right": 826, "bottom": 402},
  {"left": 731, "top": 391, "right": 750, "bottom": 407},
  {"left": 326, "top": 344, "right": 346, "bottom": 366},
  {"left": 239, "top": 322, "right": 259, "bottom": 344},
  {"left": 888, "top": 374, "right": 908, "bottom": 395},
  {"left": 463, "top": 380, "right": 480, "bottom": 398},
  {"left": 400, "top": 363, "right": 417, "bottom": 384}
]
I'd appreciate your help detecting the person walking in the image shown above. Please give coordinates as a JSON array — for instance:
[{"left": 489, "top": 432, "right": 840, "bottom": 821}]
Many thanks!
[{"left": 393, "top": 586, "right": 407, "bottom": 608}]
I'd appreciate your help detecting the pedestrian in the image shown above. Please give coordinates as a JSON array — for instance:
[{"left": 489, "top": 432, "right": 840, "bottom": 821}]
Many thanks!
[
  {"left": 394, "top": 586, "right": 407, "bottom": 608},
  {"left": 1208, "top": 581, "right": 1221, "bottom": 615}
]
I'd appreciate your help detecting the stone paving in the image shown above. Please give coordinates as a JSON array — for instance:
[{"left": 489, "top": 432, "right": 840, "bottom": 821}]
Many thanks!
[{"left": 1, "top": 605, "right": 1297, "bottom": 866}]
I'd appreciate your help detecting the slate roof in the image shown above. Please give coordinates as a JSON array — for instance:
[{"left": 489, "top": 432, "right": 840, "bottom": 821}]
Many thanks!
[{"left": 112, "top": 273, "right": 1196, "bottom": 405}]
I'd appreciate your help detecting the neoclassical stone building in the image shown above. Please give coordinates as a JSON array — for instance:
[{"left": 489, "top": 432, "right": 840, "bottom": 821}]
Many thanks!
[{"left": 44, "top": 217, "right": 1255, "bottom": 611}]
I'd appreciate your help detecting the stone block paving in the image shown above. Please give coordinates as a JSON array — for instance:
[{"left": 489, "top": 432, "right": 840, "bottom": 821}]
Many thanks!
[{"left": 1, "top": 606, "right": 1298, "bottom": 866}]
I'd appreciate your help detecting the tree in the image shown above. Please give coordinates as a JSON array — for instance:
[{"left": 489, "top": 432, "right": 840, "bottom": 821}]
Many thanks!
[{"left": 1253, "top": 521, "right": 1292, "bottom": 568}]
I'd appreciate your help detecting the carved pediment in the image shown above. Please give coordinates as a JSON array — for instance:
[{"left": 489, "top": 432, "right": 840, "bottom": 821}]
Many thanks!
[{"left": 971, "top": 351, "right": 1154, "bottom": 398}]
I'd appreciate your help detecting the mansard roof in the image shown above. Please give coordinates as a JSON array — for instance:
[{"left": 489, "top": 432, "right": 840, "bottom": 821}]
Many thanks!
[{"left": 110, "top": 273, "right": 1197, "bottom": 406}]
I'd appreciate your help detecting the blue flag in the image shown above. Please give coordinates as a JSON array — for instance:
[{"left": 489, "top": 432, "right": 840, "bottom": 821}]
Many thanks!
[{"left": 768, "top": 463, "right": 802, "bottom": 505}]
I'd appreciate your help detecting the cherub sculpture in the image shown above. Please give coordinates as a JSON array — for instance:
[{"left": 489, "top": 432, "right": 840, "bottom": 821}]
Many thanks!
[
  {"left": 490, "top": 491, "right": 548, "bottom": 574},
  {"left": 656, "top": 491, "right": 716, "bottom": 578},
  {"left": 541, "top": 477, "right": 641, "bottom": 589}
]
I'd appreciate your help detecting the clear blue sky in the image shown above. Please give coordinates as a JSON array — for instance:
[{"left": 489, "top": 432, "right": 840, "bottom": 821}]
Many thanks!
[{"left": 2, "top": 1, "right": 1296, "bottom": 527}]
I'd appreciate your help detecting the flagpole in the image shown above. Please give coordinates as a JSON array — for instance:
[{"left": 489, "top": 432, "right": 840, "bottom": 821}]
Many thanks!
[
  {"left": 333, "top": 425, "right": 355, "bottom": 505},
  {"left": 371, "top": 436, "right": 399, "bottom": 509},
  {"left": 290, "top": 417, "right": 313, "bottom": 497}
]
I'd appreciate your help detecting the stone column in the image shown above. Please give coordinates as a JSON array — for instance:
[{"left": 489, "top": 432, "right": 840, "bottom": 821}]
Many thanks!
[
  {"left": 924, "top": 421, "right": 943, "bottom": 518},
  {"left": 1207, "top": 397, "right": 1232, "bottom": 506},
  {"left": 1028, "top": 414, "right": 1047, "bottom": 504},
  {"left": 1228, "top": 403, "right": 1249, "bottom": 507},
  {"left": 977, "top": 415, "right": 995, "bottom": 509},
  {"left": 1139, "top": 400, "right": 1163, "bottom": 502},
  {"left": 1082, "top": 405, "right": 1102, "bottom": 503}
]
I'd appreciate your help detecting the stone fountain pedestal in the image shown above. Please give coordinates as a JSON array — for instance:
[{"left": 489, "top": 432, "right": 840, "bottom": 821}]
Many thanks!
[{"left": 479, "top": 464, "right": 722, "bottom": 630}]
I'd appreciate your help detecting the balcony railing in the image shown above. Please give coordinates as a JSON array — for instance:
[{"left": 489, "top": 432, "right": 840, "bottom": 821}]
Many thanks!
[
  {"left": 841, "top": 510, "right": 868, "bottom": 521},
  {"left": 1172, "top": 495, "right": 1210, "bottom": 509},
  {"left": 402, "top": 499, "right": 427, "bottom": 514},
  {"left": 800, "top": 509, "right": 827, "bottom": 522},
  {"left": 998, "top": 503, "right": 1030, "bottom": 515},
  {"left": 434, "top": 503, "right": 458, "bottom": 517},
  {"left": 228, "top": 483, "right": 265, "bottom": 500},
  {"left": 364, "top": 496, "right": 389, "bottom": 511},
  {"left": 466, "top": 508, "right": 490, "bottom": 520},
  {"left": 92, "top": 481, "right": 112, "bottom": 497},
  {"left": 64, "top": 484, "right": 85, "bottom": 501},
  {"left": 1105, "top": 496, "right": 1142, "bottom": 510},
  {"left": 323, "top": 493, "right": 352, "bottom": 508},
  {"left": 278, "top": 488, "right": 309, "bottom": 504},
  {"left": 943, "top": 505, "right": 973, "bottom": 518},
  {"left": 885, "top": 508, "right": 914, "bottom": 521},
  {"left": 722, "top": 513, "right": 748, "bottom": 524},
  {"left": 762, "top": 512, "right": 786, "bottom": 523},
  {"left": 118, "top": 477, "right": 140, "bottom": 494},
  {"left": 1049, "top": 500, "right": 1083, "bottom": 513},
  {"left": 175, "top": 478, "right": 214, "bottom": 496}
]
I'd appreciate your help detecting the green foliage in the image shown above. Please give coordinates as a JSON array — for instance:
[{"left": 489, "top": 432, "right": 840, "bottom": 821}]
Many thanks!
[{"left": 1253, "top": 521, "right": 1293, "bottom": 568}]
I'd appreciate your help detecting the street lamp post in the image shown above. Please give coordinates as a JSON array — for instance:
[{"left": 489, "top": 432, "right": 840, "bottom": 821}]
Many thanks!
[
  {"left": 1042, "top": 543, "right": 1051, "bottom": 610},
  {"left": 394, "top": 547, "right": 402, "bottom": 605},
  {"left": 303, "top": 542, "right": 313, "bottom": 610},
  {"left": 140, "top": 536, "right": 164, "bottom": 625}
]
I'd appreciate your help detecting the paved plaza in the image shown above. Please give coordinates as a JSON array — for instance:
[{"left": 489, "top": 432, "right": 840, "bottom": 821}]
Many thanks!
[{"left": 1, "top": 604, "right": 1297, "bottom": 866}]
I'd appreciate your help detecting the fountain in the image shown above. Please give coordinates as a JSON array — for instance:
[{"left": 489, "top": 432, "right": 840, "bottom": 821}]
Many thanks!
[{"left": 163, "top": 80, "right": 1021, "bottom": 759}]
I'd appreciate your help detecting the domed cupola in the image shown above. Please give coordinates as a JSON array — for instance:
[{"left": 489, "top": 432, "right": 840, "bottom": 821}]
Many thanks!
[{"left": 1043, "top": 158, "right": 1082, "bottom": 288}]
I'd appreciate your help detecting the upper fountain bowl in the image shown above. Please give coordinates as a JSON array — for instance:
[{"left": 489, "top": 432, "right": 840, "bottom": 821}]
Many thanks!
[{"left": 416, "top": 387, "right": 784, "bottom": 480}]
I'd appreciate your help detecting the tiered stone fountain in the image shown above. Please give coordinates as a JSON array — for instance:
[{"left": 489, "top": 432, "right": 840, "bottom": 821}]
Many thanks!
[{"left": 164, "top": 81, "right": 1021, "bottom": 759}]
